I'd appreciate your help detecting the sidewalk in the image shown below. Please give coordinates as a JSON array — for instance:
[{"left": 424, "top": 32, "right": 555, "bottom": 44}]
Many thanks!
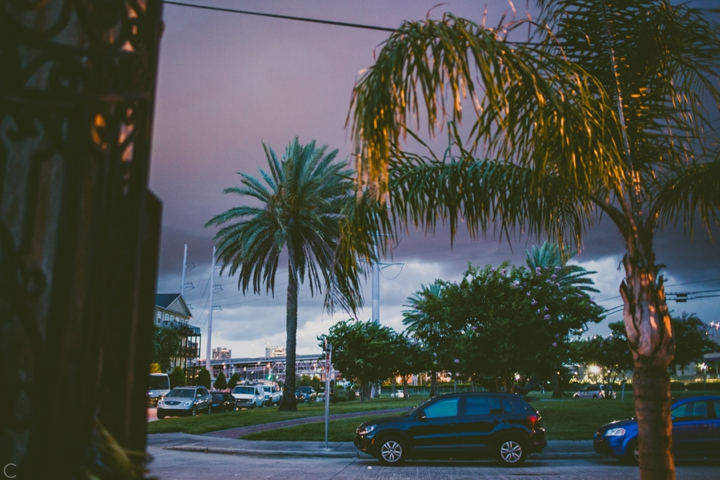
[{"left": 148, "top": 433, "right": 596, "bottom": 460}]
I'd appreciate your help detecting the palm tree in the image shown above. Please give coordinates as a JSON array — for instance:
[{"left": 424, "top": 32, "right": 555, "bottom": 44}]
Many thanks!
[
  {"left": 348, "top": 2, "right": 720, "bottom": 477},
  {"left": 402, "top": 281, "right": 446, "bottom": 397},
  {"left": 525, "top": 241, "right": 598, "bottom": 295},
  {"left": 206, "top": 137, "right": 367, "bottom": 412},
  {"left": 525, "top": 241, "right": 599, "bottom": 397}
]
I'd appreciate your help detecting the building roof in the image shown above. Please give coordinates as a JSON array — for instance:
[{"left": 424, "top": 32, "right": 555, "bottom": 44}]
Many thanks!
[
  {"left": 155, "top": 293, "right": 192, "bottom": 318},
  {"left": 155, "top": 293, "right": 180, "bottom": 309}
]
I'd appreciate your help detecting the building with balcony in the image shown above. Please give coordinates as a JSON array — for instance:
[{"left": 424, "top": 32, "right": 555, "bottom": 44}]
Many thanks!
[{"left": 155, "top": 293, "right": 201, "bottom": 370}]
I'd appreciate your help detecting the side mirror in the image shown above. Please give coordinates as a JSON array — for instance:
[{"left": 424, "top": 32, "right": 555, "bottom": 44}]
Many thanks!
[{"left": 417, "top": 412, "right": 427, "bottom": 421}]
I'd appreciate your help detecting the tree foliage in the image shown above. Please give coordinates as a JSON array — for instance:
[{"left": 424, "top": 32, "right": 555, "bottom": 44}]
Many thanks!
[
  {"left": 152, "top": 326, "right": 181, "bottom": 373},
  {"left": 320, "top": 320, "right": 398, "bottom": 402}
]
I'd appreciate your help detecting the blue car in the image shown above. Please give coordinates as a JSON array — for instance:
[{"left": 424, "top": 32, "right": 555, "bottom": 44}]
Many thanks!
[{"left": 593, "top": 395, "right": 720, "bottom": 463}]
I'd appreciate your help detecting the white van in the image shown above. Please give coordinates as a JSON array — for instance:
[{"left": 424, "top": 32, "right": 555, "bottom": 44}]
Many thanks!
[
  {"left": 148, "top": 373, "right": 171, "bottom": 406},
  {"left": 231, "top": 384, "right": 265, "bottom": 408}
]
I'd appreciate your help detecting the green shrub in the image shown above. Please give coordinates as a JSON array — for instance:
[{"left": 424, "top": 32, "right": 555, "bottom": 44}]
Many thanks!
[
  {"left": 228, "top": 373, "right": 240, "bottom": 390},
  {"left": 686, "top": 382, "right": 710, "bottom": 391},
  {"left": 214, "top": 371, "right": 227, "bottom": 390},
  {"left": 197, "top": 367, "right": 211, "bottom": 389},
  {"left": 169, "top": 366, "right": 185, "bottom": 388}
]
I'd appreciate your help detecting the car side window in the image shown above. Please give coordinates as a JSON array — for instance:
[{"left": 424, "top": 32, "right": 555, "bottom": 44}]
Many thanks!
[
  {"left": 672, "top": 401, "right": 708, "bottom": 420},
  {"left": 423, "top": 398, "right": 459, "bottom": 419},
  {"left": 465, "top": 397, "right": 504, "bottom": 415}
]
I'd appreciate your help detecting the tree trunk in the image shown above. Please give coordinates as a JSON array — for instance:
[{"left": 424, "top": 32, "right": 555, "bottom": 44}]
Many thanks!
[
  {"left": 278, "top": 262, "right": 299, "bottom": 412},
  {"left": 430, "top": 370, "right": 437, "bottom": 397},
  {"left": 551, "top": 371, "right": 562, "bottom": 398},
  {"left": 402, "top": 376, "right": 408, "bottom": 398},
  {"left": 620, "top": 252, "right": 675, "bottom": 480}
]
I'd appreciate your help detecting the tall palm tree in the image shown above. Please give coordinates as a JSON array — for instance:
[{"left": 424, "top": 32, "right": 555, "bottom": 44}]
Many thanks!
[
  {"left": 347, "top": 2, "right": 720, "bottom": 477},
  {"left": 402, "top": 281, "right": 446, "bottom": 397},
  {"left": 206, "top": 137, "right": 367, "bottom": 412},
  {"left": 525, "top": 241, "right": 598, "bottom": 397}
]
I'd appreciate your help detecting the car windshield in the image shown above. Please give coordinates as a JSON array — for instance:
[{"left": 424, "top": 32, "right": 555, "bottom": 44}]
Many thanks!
[
  {"left": 263, "top": 386, "right": 272, "bottom": 392},
  {"left": 212, "top": 393, "right": 224, "bottom": 400},
  {"left": 167, "top": 388, "right": 195, "bottom": 398},
  {"left": 233, "top": 386, "right": 255, "bottom": 395},
  {"left": 402, "top": 398, "right": 434, "bottom": 417},
  {"left": 149, "top": 374, "right": 169, "bottom": 390}
]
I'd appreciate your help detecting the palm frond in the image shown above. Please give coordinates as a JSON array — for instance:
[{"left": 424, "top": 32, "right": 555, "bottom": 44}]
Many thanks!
[{"left": 348, "top": 13, "right": 624, "bottom": 197}]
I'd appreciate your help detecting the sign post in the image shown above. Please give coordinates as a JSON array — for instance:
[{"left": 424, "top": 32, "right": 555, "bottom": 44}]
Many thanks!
[{"left": 324, "top": 340, "right": 332, "bottom": 449}]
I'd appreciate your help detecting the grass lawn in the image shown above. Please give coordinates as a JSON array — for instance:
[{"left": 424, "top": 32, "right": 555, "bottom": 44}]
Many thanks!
[
  {"left": 146, "top": 397, "right": 422, "bottom": 435},
  {"left": 149, "top": 390, "right": 720, "bottom": 439}
]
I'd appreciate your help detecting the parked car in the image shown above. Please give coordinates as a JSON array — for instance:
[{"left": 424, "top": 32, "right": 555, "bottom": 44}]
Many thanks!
[
  {"left": 210, "top": 392, "right": 237, "bottom": 413},
  {"left": 231, "top": 384, "right": 265, "bottom": 408},
  {"left": 573, "top": 384, "right": 616, "bottom": 399},
  {"left": 261, "top": 385, "right": 282, "bottom": 406},
  {"left": 354, "top": 392, "right": 547, "bottom": 466},
  {"left": 594, "top": 395, "right": 720, "bottom": 463},
  {"left": 157, "top": 386, "right": 212, "bottom": 418},
  {"left": 295, "top": 386, "right": 317, "bottom": 403},
  {"left": 147, "top": 373, "right": 171, "bottom": 406},
  {"left": 390, "top": 391, "right": 407, "bottom": 398}
]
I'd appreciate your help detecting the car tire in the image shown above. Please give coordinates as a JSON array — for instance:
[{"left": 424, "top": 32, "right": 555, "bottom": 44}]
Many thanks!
[
  {"left": 496, "top": 436, "right": 527, "bottom": 466},
  {"left": 190, "top": 406, "right": 197, "bottom": 417},
  {"left": 623, "top": 439, "right": 639, "bottom": 465},
  {"left": 376, "top": 436, "right": 406, "bottom": 466},
  {"left": 206, "top": 405, "right": 212, "bottom": 414},
  {"left": 157, "top": 411, "right": 165, "bottom": 420},
  {"left": 592, "top": 395, "right": 598, "bottom": 399}
]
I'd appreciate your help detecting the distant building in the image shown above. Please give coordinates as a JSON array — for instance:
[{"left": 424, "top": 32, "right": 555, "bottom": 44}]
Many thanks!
[
  {"left": 212, "top": 347, "right": 232, "bottom": 360},
  {"left": 266, "top": 346, "right": 286, "bottom": 358},
  {"left": 154, "top": 293, "right": 201, "bottom": 370}
]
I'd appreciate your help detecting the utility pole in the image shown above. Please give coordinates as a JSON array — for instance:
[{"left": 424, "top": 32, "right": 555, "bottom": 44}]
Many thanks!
[
  {"left": 180, "top": 244, "right": 188, "bottom": 296},
  {"left": 205, "top": 246, "right": 216, "bottom": 374},
  {"left": 372, "top": 244, "right": 380, "bottom": 323}
]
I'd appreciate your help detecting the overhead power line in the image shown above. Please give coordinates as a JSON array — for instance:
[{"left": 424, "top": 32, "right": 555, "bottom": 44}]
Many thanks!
[{"left": 163, "top": 1, "right": 396, "bottom": 32}]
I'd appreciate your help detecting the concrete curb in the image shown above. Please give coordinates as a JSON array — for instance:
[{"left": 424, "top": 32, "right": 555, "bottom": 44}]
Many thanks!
[
  {"left": 166, "top": 445, "right": 373, "bottom": 459},
  {"left": 163, "top": 444, "right": 599, "bottom": 460}
]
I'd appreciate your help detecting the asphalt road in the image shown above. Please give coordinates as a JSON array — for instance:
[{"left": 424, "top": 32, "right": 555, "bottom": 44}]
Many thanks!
[{"left": 147, "top": 446, "right": 720, "bottom": 480}]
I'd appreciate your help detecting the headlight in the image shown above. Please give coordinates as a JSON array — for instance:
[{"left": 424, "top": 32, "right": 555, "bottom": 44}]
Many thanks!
[
  {"left": 356, "top": 425, "right": 376, "bottom": 436},
  {"left": 605, "top": 428, "right": 626, "bottom": 437},
  {"left": 183, "top": 401, "right": 192, "bottom": 407},
  {"left": 157, "top": 399, "right": 163, "bottom": 406}
]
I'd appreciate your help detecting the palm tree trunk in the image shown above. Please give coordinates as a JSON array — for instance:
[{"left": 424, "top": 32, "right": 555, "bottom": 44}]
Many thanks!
[
  {"left": 620, "top": 252, "right": 675, "bottom": 480},
  {"left": 278, "top": 262, "right": 299, "bottom": 412}
]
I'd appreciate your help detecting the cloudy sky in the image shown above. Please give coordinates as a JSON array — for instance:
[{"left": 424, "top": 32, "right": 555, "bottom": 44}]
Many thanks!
[{"left": 149, "top": 0, "right": 720, "bottom": 360}]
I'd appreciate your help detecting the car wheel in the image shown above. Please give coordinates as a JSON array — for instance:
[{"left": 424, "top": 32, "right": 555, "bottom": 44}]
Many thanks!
[
  {"left": 592, "top": 395, "right": 598, "bottom": 399},
  {"left": 190, "top": 406, "right": 197, "bottom": 417},
  {"left": 206, "top": 405, "right": 212, "bottom": 414},
  {"left": 157, "top": 412, "right": 165, "bottom": 420},
  {"left": 496, "top": 436, "right": 527, "bottom": 466},
  {"left": 377, "top": 436, "right": 406, "bottom": 466},
  {"left": 623, "top": 439, "right": 639, "bottom": 465}
]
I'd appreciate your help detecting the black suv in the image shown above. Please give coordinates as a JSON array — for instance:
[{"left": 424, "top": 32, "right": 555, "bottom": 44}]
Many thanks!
[{"left": 354, "top": 392, "right": 546, "bottom": 466}]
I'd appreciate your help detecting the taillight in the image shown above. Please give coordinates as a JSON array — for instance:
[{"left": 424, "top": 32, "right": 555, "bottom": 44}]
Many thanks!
[{"left": 527, "top": 415, "right": 539, "bottom": 430}]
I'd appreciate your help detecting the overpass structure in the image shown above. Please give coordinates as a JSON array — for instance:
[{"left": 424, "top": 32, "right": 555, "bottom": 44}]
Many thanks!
[{"left": 187, "top": 353, "right": 335, "bottom": 384}]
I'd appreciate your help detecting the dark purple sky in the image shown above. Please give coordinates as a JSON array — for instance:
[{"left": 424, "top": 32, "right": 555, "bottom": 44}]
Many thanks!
[{"left": 149, "top": 0, "right": 720, "bottom": 359}]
